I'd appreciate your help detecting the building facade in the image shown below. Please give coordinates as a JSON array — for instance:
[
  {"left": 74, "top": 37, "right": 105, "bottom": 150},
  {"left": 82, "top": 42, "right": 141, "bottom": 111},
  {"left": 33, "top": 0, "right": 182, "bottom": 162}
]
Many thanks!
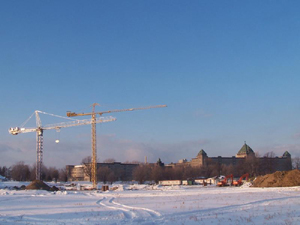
[
  {"left": 167, "top": 143, "right": 292, "bottom": 172},
  {"left": 66, "top": 143, "right": 292, "bottom": 181},
  {"left": 66, "top": 162, "right": 139, "bottom": 182}
]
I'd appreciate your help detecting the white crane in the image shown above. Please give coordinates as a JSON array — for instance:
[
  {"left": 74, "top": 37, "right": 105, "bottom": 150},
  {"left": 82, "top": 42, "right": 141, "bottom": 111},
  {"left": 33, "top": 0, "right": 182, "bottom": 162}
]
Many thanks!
[{"left": 9, "top": 110, "right": 116, "bottom": 180}]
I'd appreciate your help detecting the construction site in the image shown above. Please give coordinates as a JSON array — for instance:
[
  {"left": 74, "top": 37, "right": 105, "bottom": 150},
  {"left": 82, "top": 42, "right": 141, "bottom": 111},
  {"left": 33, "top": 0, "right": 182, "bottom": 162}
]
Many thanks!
[
  {"left": 2, "top": 1, "right": 300, "bottom": 224},
  {"left": 7, "top": 103, "right": 298, "bottom": 191},
  {"left": 8, "top": 103, "right": 167, "bottom": 189}
]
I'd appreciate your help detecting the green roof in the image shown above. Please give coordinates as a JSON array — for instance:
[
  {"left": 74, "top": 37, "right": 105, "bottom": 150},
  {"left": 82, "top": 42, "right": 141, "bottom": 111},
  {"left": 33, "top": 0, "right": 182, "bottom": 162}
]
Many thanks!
[
  {"left": 237, "top": 143, "right": 254, "bottom": 155},
  {"left": 197, "top": 149, "right": 207, "bottom": 157},
  {"left": 282, "top": 151, "right": 291, "bottom": 157}
]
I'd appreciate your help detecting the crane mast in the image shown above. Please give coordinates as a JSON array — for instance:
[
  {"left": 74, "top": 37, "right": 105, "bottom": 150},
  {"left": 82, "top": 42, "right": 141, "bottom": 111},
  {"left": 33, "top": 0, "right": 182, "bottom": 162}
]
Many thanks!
[
  {"left": 67, "top": 103, "right": 167, "bottom": 189},
  {"left": 91, "top": 103, "right": 98, "bottom": 187},
  {"left": 35, "top": 110, "right": 43, "bottom": 180},
  {"left": 9, "top": 110, "right": 116, "bottom": 181},
  {"left": 36, "top": 128, "right": 43, "bottom": 180}
]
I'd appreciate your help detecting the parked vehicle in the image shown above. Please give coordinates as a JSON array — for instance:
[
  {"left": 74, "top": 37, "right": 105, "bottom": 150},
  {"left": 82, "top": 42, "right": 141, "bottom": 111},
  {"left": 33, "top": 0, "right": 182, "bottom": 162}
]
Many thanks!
[
  {"left": 217, "top": 174, "right": 233, "bottom": 187},
  {"left": 233, "top": 173, "right": 249, "bottom": 186}
]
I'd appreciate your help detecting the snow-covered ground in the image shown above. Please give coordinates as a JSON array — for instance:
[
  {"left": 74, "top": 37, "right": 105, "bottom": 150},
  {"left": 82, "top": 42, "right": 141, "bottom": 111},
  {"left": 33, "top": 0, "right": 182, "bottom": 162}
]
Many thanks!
[{"left": 0, "top": 182, "right": 299, "bottom": 225}]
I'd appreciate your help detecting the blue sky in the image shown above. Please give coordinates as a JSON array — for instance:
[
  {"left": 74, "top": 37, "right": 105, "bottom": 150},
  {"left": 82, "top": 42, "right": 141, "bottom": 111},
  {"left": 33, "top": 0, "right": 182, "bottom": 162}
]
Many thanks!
[{"left": 1, "top": 1, "right": 300, "bottom": 168}]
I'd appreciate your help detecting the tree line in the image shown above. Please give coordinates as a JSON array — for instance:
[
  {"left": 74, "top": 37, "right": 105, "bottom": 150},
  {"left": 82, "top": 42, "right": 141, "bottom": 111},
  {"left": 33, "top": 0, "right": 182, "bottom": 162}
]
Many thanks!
[
  {"left": 0, "top": 157, "right": 122, "bottom": 182},
  {"left": 0, "top": 161, "right": 68, "bottom": 182},
  {"left": 1, "top": 154, "right": 299, "bottom": 182}
]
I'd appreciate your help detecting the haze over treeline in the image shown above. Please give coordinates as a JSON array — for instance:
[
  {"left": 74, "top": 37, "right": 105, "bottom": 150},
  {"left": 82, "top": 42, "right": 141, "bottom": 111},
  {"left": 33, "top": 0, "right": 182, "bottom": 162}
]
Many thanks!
[{"left": 1, "top": 155, "right": 299, "bottom": 183}]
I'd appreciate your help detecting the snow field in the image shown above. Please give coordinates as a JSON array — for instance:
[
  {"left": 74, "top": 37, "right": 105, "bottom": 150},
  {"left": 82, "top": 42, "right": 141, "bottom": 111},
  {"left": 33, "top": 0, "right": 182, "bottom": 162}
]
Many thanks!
[{"left": 0, "top": 184, "right": 299, "bottom": 224}]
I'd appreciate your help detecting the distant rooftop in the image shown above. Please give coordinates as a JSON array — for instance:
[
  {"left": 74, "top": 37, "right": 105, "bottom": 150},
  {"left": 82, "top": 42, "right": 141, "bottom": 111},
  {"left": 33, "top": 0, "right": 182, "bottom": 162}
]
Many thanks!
[
  {"left": 282, "top": 151, "right": 291, "bottom": 157},
  {"left": 197, "top": 149, "right": 207, "bottom": 157},
  {"left": 236, "top": 142, "right": 254, "bottom": 157}
]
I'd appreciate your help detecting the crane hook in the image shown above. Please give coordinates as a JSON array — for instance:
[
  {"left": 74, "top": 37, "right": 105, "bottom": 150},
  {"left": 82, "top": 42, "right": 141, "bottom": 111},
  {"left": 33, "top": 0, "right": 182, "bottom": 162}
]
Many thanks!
[{"left": 55, "top": 128, "right": 60, "bottom": 143}]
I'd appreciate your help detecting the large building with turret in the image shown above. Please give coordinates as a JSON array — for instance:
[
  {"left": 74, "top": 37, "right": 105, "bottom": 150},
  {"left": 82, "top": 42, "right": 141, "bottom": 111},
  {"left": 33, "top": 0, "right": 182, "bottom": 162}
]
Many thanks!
[
  {"left": 66, "top": 143, "right": 292, "bottom": 181},
  {"left": 167, "top": 143, "right": 292, "bottom": 172}
]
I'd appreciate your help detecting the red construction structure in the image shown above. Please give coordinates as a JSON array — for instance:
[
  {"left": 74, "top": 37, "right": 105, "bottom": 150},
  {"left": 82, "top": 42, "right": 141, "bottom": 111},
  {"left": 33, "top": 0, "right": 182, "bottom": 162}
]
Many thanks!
[
  {"left": 217, "top": 174, "right": 233, "bottom": 187},
  {"left": 233, "top": 173, "right": 249, "bottom": 186}
]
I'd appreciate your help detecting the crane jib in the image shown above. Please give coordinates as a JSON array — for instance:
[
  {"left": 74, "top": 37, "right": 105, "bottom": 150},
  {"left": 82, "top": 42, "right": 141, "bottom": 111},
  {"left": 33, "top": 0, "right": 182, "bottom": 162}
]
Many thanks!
[{"left": 66, "top": 104, "right": 167, "bottom": 117}]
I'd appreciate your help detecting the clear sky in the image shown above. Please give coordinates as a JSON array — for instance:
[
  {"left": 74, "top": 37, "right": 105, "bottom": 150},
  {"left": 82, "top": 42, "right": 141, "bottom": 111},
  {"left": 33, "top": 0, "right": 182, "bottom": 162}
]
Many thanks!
[{"left": 1, "top": 1, "right": 300, "bottom": 168}]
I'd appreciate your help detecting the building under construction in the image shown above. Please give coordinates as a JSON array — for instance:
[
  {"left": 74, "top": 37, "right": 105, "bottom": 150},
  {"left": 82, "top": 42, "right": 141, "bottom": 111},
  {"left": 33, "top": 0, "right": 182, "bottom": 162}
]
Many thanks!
[{"left": 66, "top": 162, "right": 139, "bottom": 182}]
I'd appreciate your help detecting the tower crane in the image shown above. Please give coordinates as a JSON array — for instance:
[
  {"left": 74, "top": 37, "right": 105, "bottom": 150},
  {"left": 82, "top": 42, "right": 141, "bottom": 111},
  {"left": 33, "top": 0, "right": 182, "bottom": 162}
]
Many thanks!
[
  {"left": 9, "top": 110, "right": 116, "bottom": 180},
  {"left": 67, "top": 103, "right": 167, "bottom": 189}
]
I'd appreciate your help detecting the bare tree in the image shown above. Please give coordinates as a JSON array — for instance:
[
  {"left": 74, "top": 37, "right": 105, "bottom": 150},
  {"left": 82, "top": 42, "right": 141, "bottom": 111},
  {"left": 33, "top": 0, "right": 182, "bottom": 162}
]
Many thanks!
[
  {"left": 124, "top": 160, "right": 141, "bottom": 164},
  {"left": 161, "top": 167, "right": 173, "bottom": 180},
  {"left": 198, "top": 166, "right": 207, "bottom": 178},
  {"left": 114, "top": 168, "right": 126, "bottom": 181},
  {"left": 40, "top": 164, "right": 49, "bottom": 181},
  {"left": 183, "top": 166, "right": 194, "bottom": 179},
  {"left": 107, "top": 171, "right": 116, "bottom": 184},
  {"left": 151, "top": 165, "right": 163, "bottom": 184},
  {"left": 205, "top": 159, "right": 219, "bottom": 177},
  {"left": 220, "top": 164, "right": 235, "bottom": 177},
  {"left": 133, "top": 164, "right": 151, "bottom": 184},
  {"left": 29, "top": 164, "right": 36, "bottom": 181},
  {"left": 97, "top": 166, "right": 112, "bottom": 184},
  {"left": 172, "top": 166, "right": 184, "bottom": 180},
  {"left": 11, "top": 161, "right": 31, "bottom": 181},
  {"left": 244, "top": 154, "right": 260, "bottom": 177},
  {"left": 0, "top": 166, "right": 11, "bottom": 179},
  {"left": 46, "top": 167, "right": 59, "bottom": 182},
  {"left": 292, "top": 157, "right": 300, "bottom": 170},
  {"left": 103, "top": 158, "right": 116, "bottom": 163},
  {"left": 59, "top": 168, "right": 68, "bottom": 182},
  {"left": 81, "top": 156, "right": 92, "bottom": 182}
]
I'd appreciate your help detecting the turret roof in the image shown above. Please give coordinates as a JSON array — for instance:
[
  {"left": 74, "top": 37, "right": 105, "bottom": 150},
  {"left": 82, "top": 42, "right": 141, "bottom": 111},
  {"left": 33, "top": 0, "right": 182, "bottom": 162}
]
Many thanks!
[
  {"left": 197, "top": 149, "right": 207, "bottom": 157},
  {"left": 237, "top": 143, "right": 254, "bottom": 155}
]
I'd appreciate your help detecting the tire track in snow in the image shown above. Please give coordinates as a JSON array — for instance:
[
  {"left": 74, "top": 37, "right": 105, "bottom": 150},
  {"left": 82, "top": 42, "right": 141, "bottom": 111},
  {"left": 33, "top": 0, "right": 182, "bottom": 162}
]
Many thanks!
[
  {"left": 165, "top": 195, "right": 300, "bottom": 219},
  {"left": 111, "top": 198, "right": 161, "bottom": 218},
  {"left": 97, "top": 197, "right": 136, "bottom": 219},
  {"left": 97, "top": 197, "right": 161, "bottom": 220}
]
